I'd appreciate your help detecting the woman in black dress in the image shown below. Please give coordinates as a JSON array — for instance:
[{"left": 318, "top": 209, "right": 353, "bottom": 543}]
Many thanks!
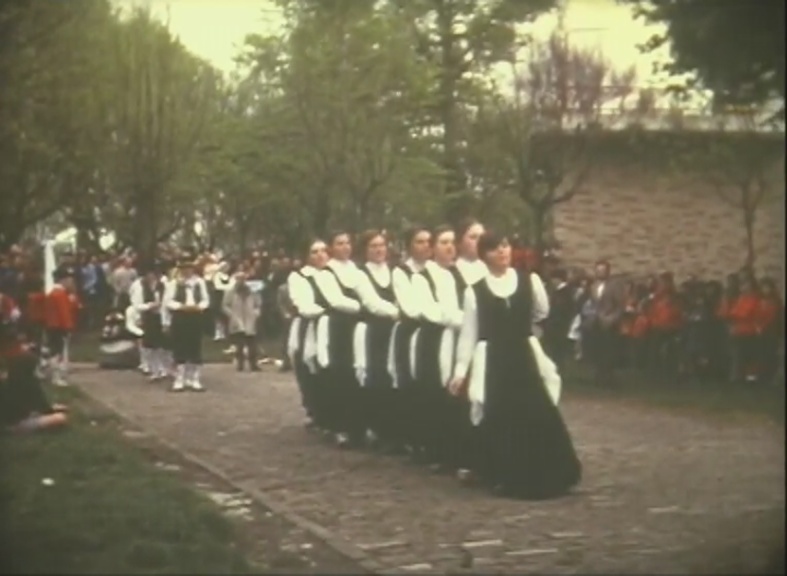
[
  {"left": 285, "top": 239, "right": 331, "bottom": 429},
  {"left": 450, "top": 230, "right": 581, "bottom": 499},
  {"left": 354, "top": 229, "right": 401, "bottom": 452}
]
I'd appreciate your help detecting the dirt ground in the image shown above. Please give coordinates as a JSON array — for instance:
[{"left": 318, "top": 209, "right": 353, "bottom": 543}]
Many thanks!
[{"left": 73, "top": 364, "right": 785, "bottom": 574}]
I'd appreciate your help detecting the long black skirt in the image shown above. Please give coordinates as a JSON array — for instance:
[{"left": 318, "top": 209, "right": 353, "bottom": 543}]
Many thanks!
[
  {"left": 478, "top": 338, "right": 581, "bottom": 500},
  {"left": 323, "top": 313, "right": 361, "bottom": 437},
  {"left": 362, "top": 316, "right": 395, "bottom": 441},
  {"left": 412, "top": 323, "right": 444, "bottom": 453},
  {"left": 390, "top": 320, "right": 419, "bottom": 446}
]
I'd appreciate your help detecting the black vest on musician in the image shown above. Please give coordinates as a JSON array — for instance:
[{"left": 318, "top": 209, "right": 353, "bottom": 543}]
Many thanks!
[
  {"left": 142, "top": 280, "right": 165, "bottom": 305},
  {"left": 174, "top": 280, "right": 203, "bottom": 305}
]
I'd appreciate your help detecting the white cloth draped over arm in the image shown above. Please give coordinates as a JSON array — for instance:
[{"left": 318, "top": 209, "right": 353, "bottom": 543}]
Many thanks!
[
  {"left": 455, "top": 287, "right": 486, "bottom": 426},
  {"left": 287, "top": 273, "right": 325, "bottom": 318},
  {"left": 530, "top": 272, "right": 550, "bottom": 322},
  {"left": 453, "top": 286, "right": 478, "bottom": 382},
  {"left": 316, "top": 271, "right": 361, "bottom": 314},
  {"left": 392, "top": 268, "right": 421, "bottom": 319},
  {"left": 353, "top": 322, "right": 368, "bottom": 385},
  {"left": 356, "top": 273, "right": 398, "bottom": 318}
]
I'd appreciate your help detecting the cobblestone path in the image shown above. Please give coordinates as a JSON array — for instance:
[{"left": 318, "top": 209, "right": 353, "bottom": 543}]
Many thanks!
[{"left": 74, "top": 365, "right": 784, "bottom": 574}]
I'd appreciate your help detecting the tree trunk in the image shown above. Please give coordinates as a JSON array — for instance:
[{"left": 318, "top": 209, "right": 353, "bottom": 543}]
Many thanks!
[
  {"left": 743, "top": 206, "right": 757, "bottom": 276},
  {"left": 531, "top": 206, "right": 548, "bottom": 253},
  {"left": 437, "top": 3, "right": 466, "bottom": 223}
]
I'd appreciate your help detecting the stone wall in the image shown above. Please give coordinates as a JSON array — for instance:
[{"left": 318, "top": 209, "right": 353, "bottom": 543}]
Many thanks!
[{"left": 551, "top": 133, "right": 785, "bottom": 285}]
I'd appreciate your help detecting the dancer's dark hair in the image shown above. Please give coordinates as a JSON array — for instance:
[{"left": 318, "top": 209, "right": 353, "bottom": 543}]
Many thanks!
[
  {"left": 430, "top": 224, "right": 454, "bottom": 247},
  {"left": 477, "top": 230, "right": 509, "bottom": 261},
  {"left": 357, "top": 229, "right": 385, "bottom": 257}
]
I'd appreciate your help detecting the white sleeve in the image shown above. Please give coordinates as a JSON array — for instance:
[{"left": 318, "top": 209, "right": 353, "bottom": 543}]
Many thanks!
[
  {"left": 392, "top": 268, "right": 421, "bottom": 319},
  {"left": 356, "top": 273, "right": 398, "bottom": 318},
  {"left": 288, "top": 273, "right": 325, "bottom": 318},
  {"left": 453, "top": 287, "right": 478, "bottom": 380},
  {"left": 164, "top": 281, "right": 182, "bottom": 311},
  {"left": 530, "top": 273, "right": 550, "bottom": 323},
  {"left": 412, "top": 274, "right": 443, "bottom": 325},
  {"left": 196, "top": 279, "right": 210, "bottom": 311},
  {"left": 129, "top": 280, "right": 147, "bottom": 311},
  {"left": 125, "top": 306, "right": 143, "bottom": 336},
  {"left": 317, "top": 271, "right": 361, "bottom": 314}
]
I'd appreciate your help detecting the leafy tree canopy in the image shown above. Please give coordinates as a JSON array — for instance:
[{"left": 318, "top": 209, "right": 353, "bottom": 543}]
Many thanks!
[{"left": 624, "top": 0, "right": 785, "bottom": 113}]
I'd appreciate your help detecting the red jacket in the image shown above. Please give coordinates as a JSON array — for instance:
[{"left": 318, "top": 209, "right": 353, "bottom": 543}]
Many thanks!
[
  {"left": 728, "top": 293, "right": 760, "bottom": 336},
  {"left": 1, "top": 294, "right": 25, "bottom": 362},
  {"left": 648, "top": 290, "right": 683, "bottom": 331},
  {"left": 26, "top": 291, "right": 46, "bottom": 325},
  {"left": 45, "top": 285, "right": 78, "bottom": 331}
]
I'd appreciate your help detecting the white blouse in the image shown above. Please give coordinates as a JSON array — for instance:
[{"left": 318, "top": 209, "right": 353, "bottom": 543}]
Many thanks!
[
  {"left": 392, "top": 264, "right": 423, "bottom": 319},
  {"left": 326, "top": 258, "right": 361, "bottom": 289},
  {"left": 287, "top": 266, "right": 325, "bottom": 319},
  {"left": 455, "top": 257, "right": 487, "bottom": 286},
  {"left": 412, "top": 261, "right": 464, "bottom": 329},
  {"left": 357, "top": 262, "right": 398, "bottom": 319},
  {"left": 454, "top": 269, "right": 550, "bottom": 380}
]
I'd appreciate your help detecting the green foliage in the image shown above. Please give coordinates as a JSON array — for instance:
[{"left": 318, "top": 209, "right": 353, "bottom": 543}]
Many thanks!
[{"left": 624, "top": 0, "right": 785, "bottom": 113}]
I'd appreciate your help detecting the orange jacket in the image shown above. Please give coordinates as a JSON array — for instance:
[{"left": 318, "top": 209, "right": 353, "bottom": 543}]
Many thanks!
[
  {"left": 45, "top": 285, "right": 77, "bottom": 331},
  {"left": 648, "top": 291, "right": 683, "bottom": 331},
  {"left": 728, "top": 293, "right": 760, "bottom": 336}
]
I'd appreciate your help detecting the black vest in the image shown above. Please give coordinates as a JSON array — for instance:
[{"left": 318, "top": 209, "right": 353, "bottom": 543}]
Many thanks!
[
  {"left": 325, "top": 265, "right": 361, "bottom": 303},
  {"left": 396, "top": 263, "right": 413, "bottom": 278},
  {"left": 474, "top": 271, "right": 533, "bottom": 342},
  {"left": 300, "top": 271, "right": 330, "bottom": 310},
  {"left": 421, "top": 265, "right": 467, "bottom": 308},
  {"left": 174, "top": 280, "right": 203, "bottom": 305},
  {"left": 361, "top": 264, "right": 395, "bottom": 304},
  {"left": 142, "top": 280, "right": 165, "bottom": 304}
]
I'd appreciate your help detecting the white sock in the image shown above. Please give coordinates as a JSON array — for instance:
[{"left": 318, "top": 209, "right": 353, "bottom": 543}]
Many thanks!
[
  {"left": 148, "top": 349, "right": 160, "bottom": 376},
  {"left": 183, "top": 363, "right": 194, "bottom": 383},
  {"left": 191, "top": 364, "right": 201, "bottom": 384},
  {"left": 140, "top": 348, "right": 150, "bottom": 370},
  {"left": 175, "top": 364, "right": 186, "bottom": 382},
  {"left": 62, "top": 336, "right": 70, "bottom": 368}
]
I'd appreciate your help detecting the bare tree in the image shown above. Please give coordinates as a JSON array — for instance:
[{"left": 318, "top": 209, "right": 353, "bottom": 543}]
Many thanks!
[
  {"left": 491, "top": 30, "right": 637, "bottom": 249},
  {"left": 689, "top": 109, "right": 784, "bottom": 274}
]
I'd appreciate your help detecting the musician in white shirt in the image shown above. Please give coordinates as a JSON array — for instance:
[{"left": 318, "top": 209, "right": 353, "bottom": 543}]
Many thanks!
[{"left": 163, "top": 260, "right": 210, "bottom": 391}]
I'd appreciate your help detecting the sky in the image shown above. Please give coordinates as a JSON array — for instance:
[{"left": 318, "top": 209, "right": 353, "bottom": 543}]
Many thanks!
[{"left": 133, "top": 0, "right": 671, "bottom": 85}]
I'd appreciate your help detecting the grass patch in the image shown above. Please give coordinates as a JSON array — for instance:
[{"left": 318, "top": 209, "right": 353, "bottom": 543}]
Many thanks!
[
  {"left": 0, "top": 386, "right": 257, "bottom": 574},
  {"left": 565, "top": 361, "right": 785, "bottom": 424}
]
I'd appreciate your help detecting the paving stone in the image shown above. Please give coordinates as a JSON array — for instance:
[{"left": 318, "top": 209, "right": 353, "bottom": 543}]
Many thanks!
[{"left": 75, "top": 364, "right": 786, "bottom": 574}]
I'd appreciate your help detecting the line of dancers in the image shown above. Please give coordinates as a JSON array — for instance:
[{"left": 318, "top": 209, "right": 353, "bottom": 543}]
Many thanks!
[{"left": 286, "top": 220, "right": 582, "bottom": 500}]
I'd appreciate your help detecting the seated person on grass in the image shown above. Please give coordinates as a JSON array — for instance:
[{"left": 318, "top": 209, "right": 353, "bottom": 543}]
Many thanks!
[{"left": 1, "top": 291, "right": 67, "bottom": 433}]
